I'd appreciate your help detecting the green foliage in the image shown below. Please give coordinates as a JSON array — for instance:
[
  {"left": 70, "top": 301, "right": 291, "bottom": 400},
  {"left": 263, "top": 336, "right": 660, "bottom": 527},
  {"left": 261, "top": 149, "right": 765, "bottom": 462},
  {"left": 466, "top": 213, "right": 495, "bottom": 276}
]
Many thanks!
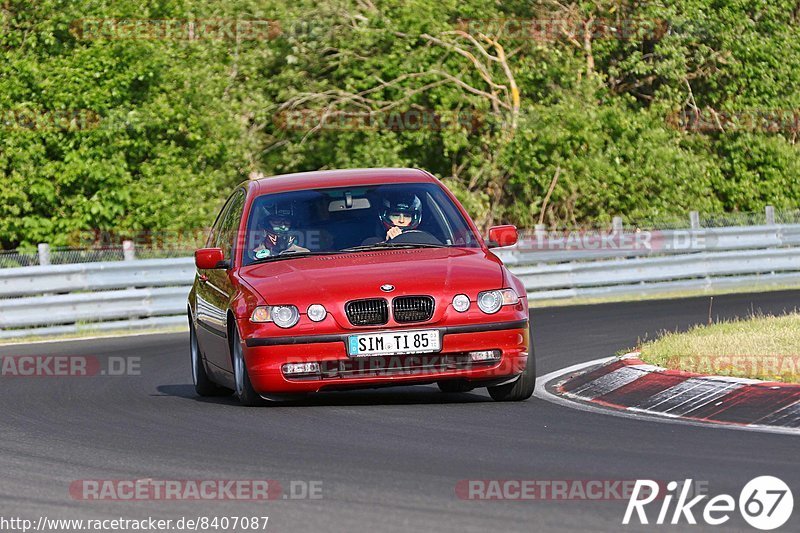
[{"left": 1, "top": 0, "right": 800, "bottom": 247}]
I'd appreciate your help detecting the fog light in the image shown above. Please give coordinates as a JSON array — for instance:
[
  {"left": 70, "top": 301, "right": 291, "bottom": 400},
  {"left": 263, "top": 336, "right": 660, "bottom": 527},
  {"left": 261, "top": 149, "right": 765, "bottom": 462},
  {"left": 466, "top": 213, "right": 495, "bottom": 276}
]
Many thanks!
[
  {"left": 307, "top": 304, "right": 327, "bottom": 322},
  {"left": 452, "top": 294, "right": 470, "bottom": 312},
  {"left": 282, "top": 362, "right": 320, "bottom": 375},
  {"left": 468, "top": 350, "right": 501, "bottom": 362}
]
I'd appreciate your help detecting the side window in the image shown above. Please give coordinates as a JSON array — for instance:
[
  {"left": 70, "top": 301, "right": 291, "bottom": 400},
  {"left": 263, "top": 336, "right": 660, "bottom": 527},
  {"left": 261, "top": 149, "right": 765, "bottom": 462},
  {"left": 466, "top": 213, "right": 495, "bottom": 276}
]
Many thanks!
[
  {"left": 214, "top": 189, "right": 246, "bottom": 263},
  {"left": 431, "top": 188, "right": 479, "bottom": 247},
  {"left": 424, "top": 192, "right": 452, "bottom": 244},
  {"left": 206, "top": 194, "right": 235, "bottom": 248}
]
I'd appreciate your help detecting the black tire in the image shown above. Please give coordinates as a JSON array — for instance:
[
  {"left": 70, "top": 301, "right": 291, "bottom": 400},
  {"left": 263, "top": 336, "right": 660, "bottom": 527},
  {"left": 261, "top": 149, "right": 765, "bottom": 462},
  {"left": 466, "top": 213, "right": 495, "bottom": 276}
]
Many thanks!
[
  {"left": 231, "top": 327, "right": 268, "bottom": 407},
  {"left": 487, "top": 348, "right": 536, "bottom": 402},
  {"left": 189, "top": 319, "right": 229, "bottom": 397},
  {"left": 437, "top": 380, "right": 475, "bottom": 393}
]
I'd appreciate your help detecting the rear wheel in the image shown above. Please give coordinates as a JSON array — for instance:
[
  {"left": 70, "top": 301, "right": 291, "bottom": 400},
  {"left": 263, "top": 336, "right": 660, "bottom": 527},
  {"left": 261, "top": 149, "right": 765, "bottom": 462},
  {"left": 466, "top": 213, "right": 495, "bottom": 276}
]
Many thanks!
[
  {"left": 487, "top": 349, "right": 536, "bottom": 402},
  {"left": 437, "top": 380, "right": 474, "bottom": 393},
  {"left": 231, "top": 327, "right": 268, "bottom": 407},
  {"left": 189, "top": 319, "right": 228, "bottom": 397}
]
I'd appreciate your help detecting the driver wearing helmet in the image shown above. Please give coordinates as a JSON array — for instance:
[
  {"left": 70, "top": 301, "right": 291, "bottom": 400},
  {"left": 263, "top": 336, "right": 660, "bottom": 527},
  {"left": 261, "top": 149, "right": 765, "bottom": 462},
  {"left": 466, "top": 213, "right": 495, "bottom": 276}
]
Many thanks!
[
  {"left": 253, "top": 201, "right": 308, "bottom": 259},
  {"left": 380, "top": 194, "right": 422, "bottom": 241}
]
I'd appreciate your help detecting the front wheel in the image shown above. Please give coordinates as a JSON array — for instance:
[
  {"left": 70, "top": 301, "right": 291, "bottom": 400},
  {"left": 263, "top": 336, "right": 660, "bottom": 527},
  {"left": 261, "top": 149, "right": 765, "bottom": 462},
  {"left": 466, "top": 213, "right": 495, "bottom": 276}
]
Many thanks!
[
  {"left": 487, "top": 349, "right": 536, "bottom": 402},
  {"left": 190, "top": 319, "right": 229, "bottom": 397},
  {"left": 231, "top": 327, "right": 268, "bottom": 406}
]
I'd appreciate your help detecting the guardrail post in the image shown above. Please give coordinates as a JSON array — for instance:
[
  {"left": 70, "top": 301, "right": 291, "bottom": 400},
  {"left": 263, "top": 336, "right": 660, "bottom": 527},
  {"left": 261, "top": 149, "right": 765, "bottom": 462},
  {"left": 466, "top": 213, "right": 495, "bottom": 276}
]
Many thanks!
[
  {"left": 123, "top": 240, "right": 136, "bottom": 261},
  {"left": 690, "top": 211, "right": 700, "bottom": 229},
  {"left": 37, "top": 243, "right": 51, "bottom": 266},
  {"left": 612, "top": 216, "right": 623, "bottom": 233},
  {"left": 765, "top": 205, "right": 775, "bottom": 225}
]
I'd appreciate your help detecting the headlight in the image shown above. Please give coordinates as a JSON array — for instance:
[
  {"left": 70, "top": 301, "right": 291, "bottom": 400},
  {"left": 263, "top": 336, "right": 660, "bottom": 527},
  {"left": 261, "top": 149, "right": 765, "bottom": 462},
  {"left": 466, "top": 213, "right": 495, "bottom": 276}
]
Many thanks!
[
  {"left": 452, "top": 294, "right": 470, "bottom": 312},
  {"left": 250, "top": 305, "right": 300, "bottom": 328},
  {"left": 307, "top": 304, "right": 327, "bottom": 322},
  {"left": 272, "top": 305, "right": 300, "bottom": 328},
  {"left": 477, "top": 289, "right": 518, "bottom": 314}
]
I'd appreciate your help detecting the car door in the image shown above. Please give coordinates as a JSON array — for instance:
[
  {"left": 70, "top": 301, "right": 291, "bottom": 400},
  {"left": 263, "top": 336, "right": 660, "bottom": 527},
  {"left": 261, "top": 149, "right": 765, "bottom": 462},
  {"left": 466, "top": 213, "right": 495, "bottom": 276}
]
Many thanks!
[{"left": 196, "top": 188, "right": 246, "bottom": 372}]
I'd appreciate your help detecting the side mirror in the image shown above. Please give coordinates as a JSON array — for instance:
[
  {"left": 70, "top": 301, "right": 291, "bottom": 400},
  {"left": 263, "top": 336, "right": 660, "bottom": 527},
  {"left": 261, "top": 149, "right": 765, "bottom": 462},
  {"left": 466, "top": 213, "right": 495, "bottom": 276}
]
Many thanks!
[
  {"left": 487, "top": 225, "right": 518, "bottom": 248},
  {"left": 195, "top": 248, "right": 228, "bottom": 270}
]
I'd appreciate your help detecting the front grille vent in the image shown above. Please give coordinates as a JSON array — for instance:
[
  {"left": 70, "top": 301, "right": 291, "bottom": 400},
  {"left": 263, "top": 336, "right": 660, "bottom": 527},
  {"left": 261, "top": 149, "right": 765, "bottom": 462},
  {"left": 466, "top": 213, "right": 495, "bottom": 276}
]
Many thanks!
[
  {"left": 346, "top": 298, "right": 389, "bottom": 326},
  {"left": 392, "top": 296, "right": 435, "bottom": 323}
]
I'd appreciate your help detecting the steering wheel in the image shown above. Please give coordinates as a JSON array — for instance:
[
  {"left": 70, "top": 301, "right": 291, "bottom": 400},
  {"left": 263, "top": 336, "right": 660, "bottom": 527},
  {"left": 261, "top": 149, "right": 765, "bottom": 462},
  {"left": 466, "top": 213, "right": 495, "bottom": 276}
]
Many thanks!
[{"left": 387, "top": 229, "right": 443, "bottom": 245}]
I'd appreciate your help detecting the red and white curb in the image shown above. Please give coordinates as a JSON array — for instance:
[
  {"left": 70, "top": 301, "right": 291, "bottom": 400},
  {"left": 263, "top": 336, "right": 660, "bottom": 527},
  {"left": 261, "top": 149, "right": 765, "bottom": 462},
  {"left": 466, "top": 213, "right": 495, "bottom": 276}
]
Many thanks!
[{"left": 535, "top": 353, "right": 800, "bottom": 435}]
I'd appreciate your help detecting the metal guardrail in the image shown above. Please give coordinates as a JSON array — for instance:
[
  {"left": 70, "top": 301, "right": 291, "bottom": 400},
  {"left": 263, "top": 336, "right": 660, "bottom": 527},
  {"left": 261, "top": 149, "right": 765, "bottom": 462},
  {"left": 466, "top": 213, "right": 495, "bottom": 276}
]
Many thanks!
[
  {"left": 0, "top": 259, "right": 194, "bottom": 338},
  {"left": 498, "top": 224, "right": 800, "bottom": 264},
  {"left": 2, "top": 224, "right": 800, "bottom": 338},
  {"left": 494, "top": 224, "right": 800, "bottom": 301},
  {"left": 0, "top": 258, "right": 195, "bottom": 298}
]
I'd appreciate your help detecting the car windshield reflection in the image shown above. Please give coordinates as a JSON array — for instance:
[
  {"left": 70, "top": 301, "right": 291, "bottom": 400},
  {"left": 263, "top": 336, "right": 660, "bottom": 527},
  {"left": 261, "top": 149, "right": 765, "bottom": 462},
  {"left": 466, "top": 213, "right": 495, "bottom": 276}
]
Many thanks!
[{"left": 243, "top": 182, "right": 480, "bottom": 265}]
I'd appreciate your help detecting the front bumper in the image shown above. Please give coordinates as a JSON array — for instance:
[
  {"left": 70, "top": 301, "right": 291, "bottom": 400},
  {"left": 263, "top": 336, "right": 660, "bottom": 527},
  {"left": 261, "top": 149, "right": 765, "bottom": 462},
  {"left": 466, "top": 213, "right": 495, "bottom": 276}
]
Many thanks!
[{"left": 243, "top": 320, "right": 530, "bottom": 394}]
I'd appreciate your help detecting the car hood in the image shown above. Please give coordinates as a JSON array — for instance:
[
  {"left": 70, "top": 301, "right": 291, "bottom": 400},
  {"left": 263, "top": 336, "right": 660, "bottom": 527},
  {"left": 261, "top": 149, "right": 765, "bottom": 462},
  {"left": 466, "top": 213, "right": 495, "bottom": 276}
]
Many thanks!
[{"left": 240, "top": 247, "right": 504, "bottom": 305}]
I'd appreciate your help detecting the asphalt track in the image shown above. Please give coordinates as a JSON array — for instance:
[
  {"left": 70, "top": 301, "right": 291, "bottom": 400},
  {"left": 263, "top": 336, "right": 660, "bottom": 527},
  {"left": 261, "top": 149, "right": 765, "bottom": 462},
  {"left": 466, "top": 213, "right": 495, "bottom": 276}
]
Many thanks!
[{"left": 1, "top": 291, "right": 799, "bottom": 532}]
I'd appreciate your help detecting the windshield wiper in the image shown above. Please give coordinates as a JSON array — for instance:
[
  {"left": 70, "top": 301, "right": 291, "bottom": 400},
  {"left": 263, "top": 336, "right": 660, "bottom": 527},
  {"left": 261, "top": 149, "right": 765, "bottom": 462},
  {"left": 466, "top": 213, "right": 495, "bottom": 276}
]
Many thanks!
[
  {"left": 341, "top": 242, "right": 448, "bottom": 253},
  {"left": 249, "top": 251, "right": 346, "bottom": 264},
  {"left": 251, "top": 243, "right": 449, "bottom": 263}
]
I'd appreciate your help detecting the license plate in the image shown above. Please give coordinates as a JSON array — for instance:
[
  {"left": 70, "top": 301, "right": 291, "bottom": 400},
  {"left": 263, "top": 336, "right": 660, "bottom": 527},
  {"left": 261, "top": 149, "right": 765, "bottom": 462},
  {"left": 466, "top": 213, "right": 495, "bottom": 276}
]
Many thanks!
[{"left": 347, "top": 329, "right": 441, "bottom": 357}]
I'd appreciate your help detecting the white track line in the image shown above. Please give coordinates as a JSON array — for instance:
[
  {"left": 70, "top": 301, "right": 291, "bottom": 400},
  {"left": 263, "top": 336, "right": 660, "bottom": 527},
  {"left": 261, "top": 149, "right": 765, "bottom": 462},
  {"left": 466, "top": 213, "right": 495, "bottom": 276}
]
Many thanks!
[{"left": 534, "top": 357, "right": 800, "bottom": 437}]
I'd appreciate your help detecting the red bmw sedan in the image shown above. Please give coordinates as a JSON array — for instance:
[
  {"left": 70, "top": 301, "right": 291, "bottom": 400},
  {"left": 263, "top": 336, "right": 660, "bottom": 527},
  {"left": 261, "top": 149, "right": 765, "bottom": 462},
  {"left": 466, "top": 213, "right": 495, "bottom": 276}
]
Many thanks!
[{"left": 188, "top": 168, "right": 533, "bottom": 405}]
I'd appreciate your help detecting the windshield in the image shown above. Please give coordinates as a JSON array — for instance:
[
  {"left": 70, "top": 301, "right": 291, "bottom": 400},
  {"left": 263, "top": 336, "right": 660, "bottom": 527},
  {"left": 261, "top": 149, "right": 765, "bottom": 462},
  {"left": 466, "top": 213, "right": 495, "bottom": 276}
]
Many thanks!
[{"left": 242, "top": 182, "right": 480, "bottom": 265}]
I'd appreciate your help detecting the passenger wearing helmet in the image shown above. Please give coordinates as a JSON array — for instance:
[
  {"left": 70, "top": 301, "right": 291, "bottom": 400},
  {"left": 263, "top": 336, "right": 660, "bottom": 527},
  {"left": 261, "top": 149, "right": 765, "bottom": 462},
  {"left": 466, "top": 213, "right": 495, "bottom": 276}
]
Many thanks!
[
  {"left": 252, "top": 201, "right": 308, "bottom": 259},
  {"left": 380, "top": 194, "right": 422, "bottom": 241}
]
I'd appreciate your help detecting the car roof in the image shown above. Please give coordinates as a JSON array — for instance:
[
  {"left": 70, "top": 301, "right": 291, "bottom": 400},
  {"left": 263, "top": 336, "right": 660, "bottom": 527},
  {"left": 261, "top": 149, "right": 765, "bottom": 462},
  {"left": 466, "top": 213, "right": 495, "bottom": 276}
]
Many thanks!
[{"left": 251, "top": 168, "right": 437, "bottom": 195}]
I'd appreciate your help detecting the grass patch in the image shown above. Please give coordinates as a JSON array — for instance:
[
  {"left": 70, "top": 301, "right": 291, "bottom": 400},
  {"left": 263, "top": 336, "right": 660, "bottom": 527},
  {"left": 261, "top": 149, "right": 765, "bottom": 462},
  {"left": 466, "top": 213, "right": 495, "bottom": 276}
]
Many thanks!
[
  {"left": 0, "top": 325, "right": 187, "bottom": 346},
  {"left": 637, "top": 312, "right": 800, "bottom": 383}
]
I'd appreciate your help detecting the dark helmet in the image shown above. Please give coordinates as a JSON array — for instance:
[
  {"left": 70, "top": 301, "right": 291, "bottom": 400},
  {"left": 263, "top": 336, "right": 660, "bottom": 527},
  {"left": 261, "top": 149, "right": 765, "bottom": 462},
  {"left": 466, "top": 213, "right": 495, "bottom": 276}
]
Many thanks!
[
  {"left": 263, "top": 201, "right": 295, "bottom": 235},
  {"left": 379, "top": 193, "right": 422, "bottom": 230},
  {"left": 259, "top": 201, "right": 297, "bottom": 255}
]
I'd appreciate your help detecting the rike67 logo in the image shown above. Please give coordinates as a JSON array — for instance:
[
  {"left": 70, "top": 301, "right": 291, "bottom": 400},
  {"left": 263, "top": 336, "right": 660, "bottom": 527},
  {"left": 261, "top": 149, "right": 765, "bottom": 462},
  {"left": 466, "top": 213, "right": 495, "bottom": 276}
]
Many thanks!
[{"left": 624, "top": 476, "right": 793, "bottom": 530}]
